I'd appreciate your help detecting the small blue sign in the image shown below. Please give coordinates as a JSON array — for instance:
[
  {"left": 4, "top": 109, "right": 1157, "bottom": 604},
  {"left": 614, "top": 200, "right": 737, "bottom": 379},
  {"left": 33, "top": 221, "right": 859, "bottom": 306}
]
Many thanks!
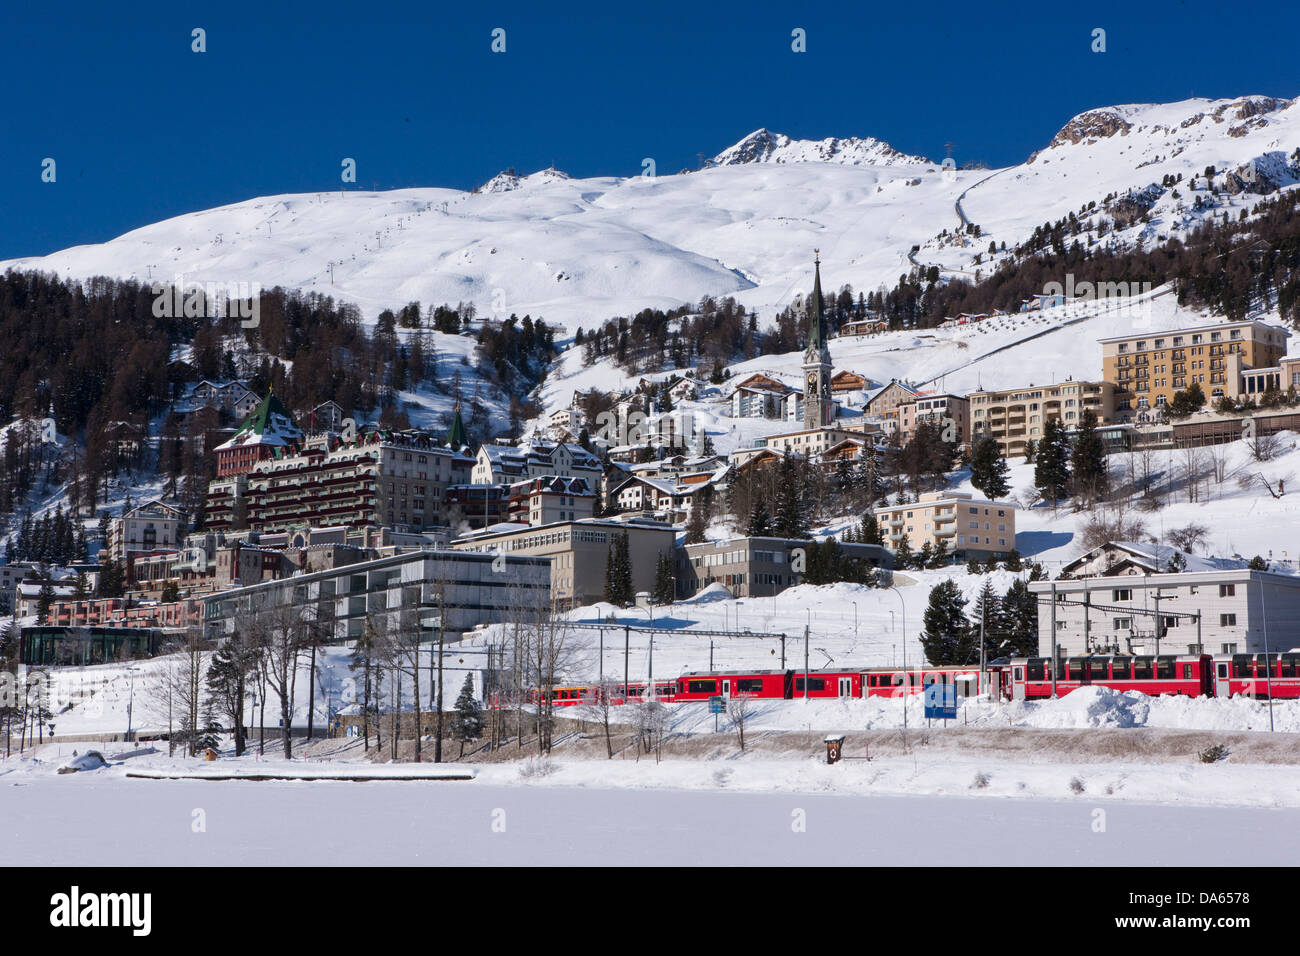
[
  {"left": 924, "top": 683, "right": 958, "bottom": 720},
  {"left": 709, "top": 696, "right": 725, "bottom": 714}
]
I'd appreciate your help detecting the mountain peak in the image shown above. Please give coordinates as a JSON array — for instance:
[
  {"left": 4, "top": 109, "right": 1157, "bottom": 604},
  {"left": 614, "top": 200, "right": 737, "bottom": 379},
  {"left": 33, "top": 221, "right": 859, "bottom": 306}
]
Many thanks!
[
  {"left": 709, "top": 129, "right": 931, "bottom": 168},
  {"left": 479, "top": 166, "right": 572, "bottom": 194}
]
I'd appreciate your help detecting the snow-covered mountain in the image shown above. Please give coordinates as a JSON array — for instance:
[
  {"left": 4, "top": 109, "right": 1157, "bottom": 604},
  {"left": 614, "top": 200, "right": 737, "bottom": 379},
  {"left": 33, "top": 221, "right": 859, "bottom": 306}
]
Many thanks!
[
  {"left": 708, "top": 128, "right": 932, "bottom": 167},
  {"left": 4, "top": 95, "right": 1299, "bottom": 335}
]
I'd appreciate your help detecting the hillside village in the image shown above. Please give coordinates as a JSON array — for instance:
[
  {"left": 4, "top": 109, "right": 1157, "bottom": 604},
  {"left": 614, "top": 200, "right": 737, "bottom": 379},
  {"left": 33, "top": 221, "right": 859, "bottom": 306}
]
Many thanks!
[{"left": 5, "top": 95, "right": 1300, "bottom": 763}]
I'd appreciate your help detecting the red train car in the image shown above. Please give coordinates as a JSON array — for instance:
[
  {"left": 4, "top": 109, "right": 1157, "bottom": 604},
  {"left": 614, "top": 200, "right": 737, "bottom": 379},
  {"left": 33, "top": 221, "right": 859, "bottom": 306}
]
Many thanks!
[
  {"left": 1209, "top": 653, "right": 1300, "bottom": 699},
  {"left": 674, "top": 670, "right": 862, "bottom": 701},
  {"left": 862, "top": 666, "right": 988, "bottom": 698},
  {"left": 1005, "top": 654, "right": 1212, "bottom": 700},
  {"left": 534, "top": 681, "right": 679, "bottom": 706}
]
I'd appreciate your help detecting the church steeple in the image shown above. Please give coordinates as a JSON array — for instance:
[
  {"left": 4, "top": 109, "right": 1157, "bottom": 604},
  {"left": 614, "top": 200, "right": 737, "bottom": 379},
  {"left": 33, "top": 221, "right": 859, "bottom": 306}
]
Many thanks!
[
  {"left": 802, "top": 251, "right": 834, "bottom": 428},
  {"left": 807, "top": 251, "right": 828, "bottom": 357}
]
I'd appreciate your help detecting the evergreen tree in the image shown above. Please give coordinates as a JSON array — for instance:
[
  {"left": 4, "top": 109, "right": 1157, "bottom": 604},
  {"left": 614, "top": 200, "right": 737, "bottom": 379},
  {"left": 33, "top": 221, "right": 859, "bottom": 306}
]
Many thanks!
[
  {"left": 860, "top": 512, "right": 883, "bottom": 545},
  {"left": 36, "top": 579, "right": 56, "bottom": 624},
  {"left": 772, "top": 455, "right": 808, "bottom": 538},
  {"left": 452, "top": 674, "right": 484, "bottom": 757},
  {"left": 684, "top": 499, "right": 707, "bottom": 544},
  {"left": 917, "top": 540, "right": 934, "bottom": 569},
  {"left": 746, "top": 498, "right": 772, "bottom": 537},
  {"left": 921, "top": 579, "right": 975, "bottom": 665},
  {"left": 1070, "top": 409, "right": 1107, "bottom": 503},
  {"left": 603, "top": 533, "right": 633, "bottom": 606},
  {"left": 652, "top": 551, "right": 676, "bottom": 605},
  {"left": 969, "top": 434, "right": 1011, "bottom": 499},
  {"left": 1033, "top": 418, "right": 1070, "bottom": 505},
  {"left": 929, "top": 537, "right": 950, "bottom": 568},
  {"left": 1000, "top": 578, "right": 1040, "bottom": 658},
  {"left": 894, "top": 536, "right": 914, "bottom": 570},
  {"left": 968, "top": 579, "right": 1004, "bottom": 662}
]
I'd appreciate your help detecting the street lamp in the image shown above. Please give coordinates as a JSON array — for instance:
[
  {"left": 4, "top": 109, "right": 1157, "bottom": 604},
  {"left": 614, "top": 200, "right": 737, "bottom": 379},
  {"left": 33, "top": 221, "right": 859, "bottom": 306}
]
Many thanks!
[
  {"left": 124, "top": 665, "right": 139, "bottom": 742},
  {"left": 850, "top": 601, "right": 859, "bottom": 640}
]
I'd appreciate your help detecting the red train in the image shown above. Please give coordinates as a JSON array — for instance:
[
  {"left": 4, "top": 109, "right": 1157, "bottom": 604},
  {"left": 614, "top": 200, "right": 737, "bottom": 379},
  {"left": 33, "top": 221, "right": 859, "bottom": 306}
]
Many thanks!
[
  {"left": 510, "top": 652, "right": 1300, "bottom": 710},
  {"left": 997, "top": 652, "right": 1300, "bottom": 701}
]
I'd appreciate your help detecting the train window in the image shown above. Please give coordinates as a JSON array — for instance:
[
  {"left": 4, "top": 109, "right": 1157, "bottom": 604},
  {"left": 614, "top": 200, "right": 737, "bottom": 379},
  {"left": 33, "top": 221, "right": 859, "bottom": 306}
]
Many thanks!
[
  {"left": 687, "top": 679, "right": 716, "bottom": 694},
  {"left": 794, "top": 677, "right": 826, "bottom": 692},
  {"left": 736, "top": 678, "right": 764, "bottom": 693},
  {"left": 1067, "top": 660, "right": 1084, "bottom": 680},
  {"left": 1112, "top": 660, "right": 1131, "bottom": 679},
  {"left": 1027, "top": 660, "right": 1045, "bottom": 681},
  {"left": 1181, "top": 664, "right": 1193, "bottom": 680},
  {"left": 1088, "top": 658, "right": 1110, "bottom": 680},
  {"left": 1232, "top": 655, "right": 1251, "bottom": 678},
  {"left": 1156, "top": 657, "right": 1175, "bottom": 680},
  {"left": 1282, "top": 655, "right": 1300, "bottom": 678},
  {"left": 1260, "top": 654, "right": 1278, "bottom": 675},
  {"left": 1133, "top": 658, "right": 1153, "bottom": 679}
]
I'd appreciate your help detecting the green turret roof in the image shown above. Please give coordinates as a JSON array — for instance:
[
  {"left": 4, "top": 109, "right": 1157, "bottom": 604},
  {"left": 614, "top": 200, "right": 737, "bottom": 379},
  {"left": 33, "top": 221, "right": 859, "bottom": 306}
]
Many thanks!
[{"left": 446, "top": 404, "right": 468, "bottom": 449}]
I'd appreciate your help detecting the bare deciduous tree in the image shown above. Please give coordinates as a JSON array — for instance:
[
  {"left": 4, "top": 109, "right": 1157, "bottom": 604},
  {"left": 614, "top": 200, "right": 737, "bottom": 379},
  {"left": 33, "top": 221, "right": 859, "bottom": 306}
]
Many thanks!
[{"left": 726, "top": 693, "right": 753, "bottom": 751}]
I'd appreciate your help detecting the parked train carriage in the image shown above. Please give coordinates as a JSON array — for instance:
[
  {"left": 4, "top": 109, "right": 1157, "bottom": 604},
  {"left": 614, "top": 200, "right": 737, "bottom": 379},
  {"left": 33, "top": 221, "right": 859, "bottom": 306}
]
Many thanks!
[
  {"left": 862, "top": 666, "right": 988, "bottom": 698},
  {"left": 537, "top": 682, "right": 679, "bottom": 706},
  {"left": 1006, "top": 654, "right": 1212, "bottom": 700},
  {"left": 674, "top": 669, "right": 862, "bottom": 702},
  {"left": 1210, "top": 653, "right": 1300, "bottom": 699}
]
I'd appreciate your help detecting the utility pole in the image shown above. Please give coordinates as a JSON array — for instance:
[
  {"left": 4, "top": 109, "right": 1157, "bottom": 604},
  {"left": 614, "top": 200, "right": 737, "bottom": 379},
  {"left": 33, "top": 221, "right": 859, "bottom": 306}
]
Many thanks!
[
  {"left": 1258, "top": 574, "right": 1275, "bottom": 731},
  {"left": 780, "top": 634, "right": 786, "bottom": 669},
  {"left": 624, "top": 624, "right": 630, "bottom": 699},
  {"left": 889, "top": 585, "right": 908, "bottom": 731},
  {"left": 803, "top": 625, "right": 810, "bottom": 701},
  {"left": 1153, "top": 588, "right": 1163, "bottom": 658},
  {"left": 1050, "top": 581, "right": 1058, "bottom": 698},
  {"left": 435, "top": 603, "right": 445, "bottom": 763}
]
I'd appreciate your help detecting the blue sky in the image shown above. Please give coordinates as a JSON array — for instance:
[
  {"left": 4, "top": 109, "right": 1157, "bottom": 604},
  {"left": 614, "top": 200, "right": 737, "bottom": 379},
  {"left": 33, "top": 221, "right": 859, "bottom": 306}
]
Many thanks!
[{"left": 2, "top": 0, "right": 1296, "bottom": 260}]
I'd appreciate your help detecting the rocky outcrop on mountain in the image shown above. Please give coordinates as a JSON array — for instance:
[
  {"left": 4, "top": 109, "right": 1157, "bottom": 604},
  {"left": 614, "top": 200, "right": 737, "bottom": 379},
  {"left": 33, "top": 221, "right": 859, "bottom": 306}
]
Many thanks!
[{"left": 710, "top": 128, "right": 930, "bottom": 167}]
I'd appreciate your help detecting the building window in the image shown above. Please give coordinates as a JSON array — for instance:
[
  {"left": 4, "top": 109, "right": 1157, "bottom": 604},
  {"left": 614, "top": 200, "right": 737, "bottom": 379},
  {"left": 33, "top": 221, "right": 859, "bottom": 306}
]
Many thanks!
[
  {"left": 1219, "top": 614, "right": 1237, "bottom": 627},
  {"left": 1219, "top": 584, "right": 1235, "bottom": 597}
]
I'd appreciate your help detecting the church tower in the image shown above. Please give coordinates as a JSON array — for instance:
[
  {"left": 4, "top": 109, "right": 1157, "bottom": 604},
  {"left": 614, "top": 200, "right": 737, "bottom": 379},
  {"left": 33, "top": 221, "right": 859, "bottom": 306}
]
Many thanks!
[{"left": 802, "top": 252, "right": 834, "bottom": 428}]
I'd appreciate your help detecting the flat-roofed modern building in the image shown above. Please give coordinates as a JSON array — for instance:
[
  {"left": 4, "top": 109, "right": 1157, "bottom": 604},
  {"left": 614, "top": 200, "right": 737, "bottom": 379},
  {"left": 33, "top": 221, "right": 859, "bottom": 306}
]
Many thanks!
[
  {"left": 200, "top": 549, "right": 550, "bottom": 644},
  {"left": 676, "top": 536, "right": 891, "bottom": 599},
  {"left": 451, "top": 517, "right": 677, "bottom": 608}
]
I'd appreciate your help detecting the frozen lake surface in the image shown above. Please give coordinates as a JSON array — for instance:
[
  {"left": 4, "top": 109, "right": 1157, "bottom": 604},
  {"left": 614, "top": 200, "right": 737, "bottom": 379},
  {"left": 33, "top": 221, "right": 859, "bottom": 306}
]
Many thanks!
[{"left": 6, "top": 775, "right": 1300, "bottom": 866}]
